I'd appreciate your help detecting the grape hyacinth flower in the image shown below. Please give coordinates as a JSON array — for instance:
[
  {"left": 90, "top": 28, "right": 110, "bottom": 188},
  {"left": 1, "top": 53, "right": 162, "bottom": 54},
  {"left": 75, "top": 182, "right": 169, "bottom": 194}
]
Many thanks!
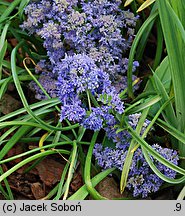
[
  {"left": 128, "top": 112, "right": 151, "bottom": 135},
  {"left": 127, "top": 145, "right": 178, "bottom": 197},
  {"left": 94, "top": 142, "right": 179, "bottom": 198},
  {"left": 21, "top": 1, "right": 179, "bottom": 199},
  {"left": 29, "top": 60, "right": 57, "bottom": 100},
  {"left": 56, "top": 53, "right": 124, "bottom": 130},
  {"left": 22, "top": 0, "right": 140, "bottom": 116},
  {"left": 93, "top": 114, "right": 178, "bottom": 198},
  {"left": 22, "top": 0, "right": 139, "bottom": 81},
  {"left": 81, "top": 106, "right": 116, "bottom": 131},
  {"left": 29, "top": 72, "right": 57, "bottom": 100}
]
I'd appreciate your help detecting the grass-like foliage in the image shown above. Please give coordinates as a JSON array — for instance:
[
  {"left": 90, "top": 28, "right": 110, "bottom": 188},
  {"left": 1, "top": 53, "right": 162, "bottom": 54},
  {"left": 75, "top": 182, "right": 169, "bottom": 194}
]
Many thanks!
[{"left": 0, "top": 0, "right": 185, "bottom": 200}]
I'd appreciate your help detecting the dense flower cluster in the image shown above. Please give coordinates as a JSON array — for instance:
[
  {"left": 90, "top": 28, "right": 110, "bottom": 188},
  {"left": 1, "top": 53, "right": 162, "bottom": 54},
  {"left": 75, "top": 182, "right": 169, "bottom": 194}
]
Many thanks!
[
  {"left": 29, "top": 60, "right": 57, "bottom": 100},
  {"left": 127, "top": 144, "right": 178, "bottom": 197},
  {"left": 93, "top": 113, "right": 149, "bottom": 170},
  {"left": 94, "top": 143, "right": 178, "bottom": 198},
  {"left": 93, "top": 114, "right": 179, "bottom": 197},
  {"left": 22, "top": 0, "right": 138, "bottom": 130},
  {"left": 55, "top": 53, "right": 124, "bottom": 130},
  {"left": 103, "top": 112, "right": 150, "bottom": 148},
  {"left": 22, "top": 0, "right": 138, "bottom": 77},
  {"left": 22, "top": 0, "right": 179, "bottom": 198}
]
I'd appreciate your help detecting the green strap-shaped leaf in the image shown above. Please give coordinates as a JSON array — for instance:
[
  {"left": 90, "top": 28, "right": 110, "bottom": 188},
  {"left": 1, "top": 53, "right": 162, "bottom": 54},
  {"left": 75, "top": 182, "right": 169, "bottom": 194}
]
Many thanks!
[{"left": 157, "top": 0, "right": 185, "bottom": 160}]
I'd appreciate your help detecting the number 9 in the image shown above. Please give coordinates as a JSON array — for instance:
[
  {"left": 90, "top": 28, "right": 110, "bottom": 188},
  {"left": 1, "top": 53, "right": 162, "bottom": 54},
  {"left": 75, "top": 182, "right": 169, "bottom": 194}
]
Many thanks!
[{"left": 176, "top": 203, "right": 181, "bottom": 211}]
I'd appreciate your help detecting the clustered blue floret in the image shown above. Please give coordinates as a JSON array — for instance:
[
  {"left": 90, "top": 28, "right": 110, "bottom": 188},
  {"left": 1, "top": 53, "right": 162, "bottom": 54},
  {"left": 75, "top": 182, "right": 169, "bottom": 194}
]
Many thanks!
[
  {"left": 54, "top": 53, "right": 124, "bottom": 130},
  {"left": 29, "top": 60, "right": 57, "bottom": 100},
  {"left": 22, "top": 0, "right": 139, "bottom": 80},
  {"left": 22, "top": 0, "right": 179, "bottom": 198},
  {"left": 93, "top": 114, "right": 179, "bottom": 198},
  {"left": 23, "top": 0, "right": 131, "bottom": 130},
  {"left": 82, "top": 106, "right": 116, "bottom": 131},
  {"left": 126, "top": 144, "right": 178, "bottom": 197}
]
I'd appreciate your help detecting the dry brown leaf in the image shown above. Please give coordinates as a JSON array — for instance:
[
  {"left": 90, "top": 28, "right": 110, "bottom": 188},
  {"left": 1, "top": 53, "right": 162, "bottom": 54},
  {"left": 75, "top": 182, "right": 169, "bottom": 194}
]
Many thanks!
[
  {"left": 96, "top": 177, "right": 129, "bottom": 199},
  {"left": 31, "top": 182, "right": 45, "bottom": 199},
  {"left": 0, "top": 94, "right": 21, "bottom": 114},
  {"left": 35, "top": 158, "right": 64, "bottom": 186}
]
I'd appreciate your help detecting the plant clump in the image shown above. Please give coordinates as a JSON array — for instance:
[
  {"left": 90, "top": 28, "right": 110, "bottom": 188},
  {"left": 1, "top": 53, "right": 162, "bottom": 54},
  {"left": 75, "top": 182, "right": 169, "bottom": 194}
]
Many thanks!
[
  {"left": 93, "top": 113, "right": 179, "bottom": 198},
  {"left": 21, "top": 0, "right": 179, "bottom": 198}
]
